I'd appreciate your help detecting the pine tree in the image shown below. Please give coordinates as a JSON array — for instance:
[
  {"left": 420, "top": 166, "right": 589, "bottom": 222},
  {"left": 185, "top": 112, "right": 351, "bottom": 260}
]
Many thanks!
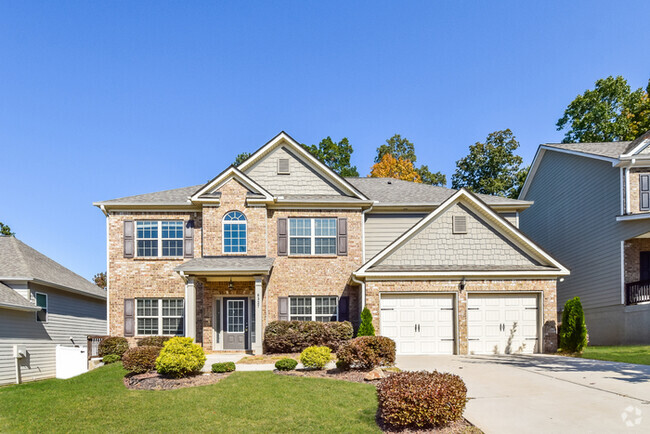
[
  {"left": 357, "top": 307, "right": 375, "bottom": 336},
  {"left": 559, "top": 297, "right": 588, "bottom": 353}
]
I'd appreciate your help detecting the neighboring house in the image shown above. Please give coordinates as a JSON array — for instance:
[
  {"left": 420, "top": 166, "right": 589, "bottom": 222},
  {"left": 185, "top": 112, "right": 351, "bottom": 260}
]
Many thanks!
[
  {"left": 0, "top": 237, "right": 106, "bottom": 386},
  {"left": 520, "top": 130, "right": 650, "bottom": 345},
  {"left": 94, "top": 132, "right": 567, "bottom": 356}
]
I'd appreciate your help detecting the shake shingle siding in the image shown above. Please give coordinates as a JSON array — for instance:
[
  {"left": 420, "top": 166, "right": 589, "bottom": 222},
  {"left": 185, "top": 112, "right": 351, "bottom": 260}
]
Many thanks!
[{"left": 521, "top": 151, "right": 650, "bottom": 310}]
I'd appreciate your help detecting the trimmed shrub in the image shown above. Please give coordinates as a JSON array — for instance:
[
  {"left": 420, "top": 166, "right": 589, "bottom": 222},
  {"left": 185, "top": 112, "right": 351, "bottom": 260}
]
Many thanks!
[
  {"left": 377, "top": 371, "right": 468, "bottom": 429},
  {"left": 559, "top": 296, "right": 588, "bottom": 353},
  {"left": 263, "top": 320, "right": 353, "bottom": 353},
  {"left": 211, "top": 362, "right": 236, "bottom": 373},
  {"left": 102, "top": 354, "right": 121, "bottom": 364},
  {"left": 122, "top": 346, "right": 161, "bottom": 373},
  {"left": 98, "top": 337, "right": 129, "bottom": 358},
  {"left": 137, "top": 336, "right": 171, "bottom": 347},
  {"left": 336, "top": 336, "right": 396, "bottom": 370},
  {"left": 275, "top": 358, "right": 298, "bottom": 371},
  {"left": 300, "top": 346, "right": 331, "bottom": 370},
  {"left": 155, "top": 337, "right": 206, "bottom": 378},
  {"left": 357, "top": 307, "right": 375, "bottom": 336}
]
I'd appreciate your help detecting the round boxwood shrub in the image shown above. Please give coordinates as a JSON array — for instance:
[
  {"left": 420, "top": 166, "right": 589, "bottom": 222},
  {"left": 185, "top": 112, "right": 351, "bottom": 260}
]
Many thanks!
[
  {"left": 211, "top": 362, "right": 236, "bottom": 373},
  {"left": 263, "top": 320, "right": 353, "bottom": 353},
  {"left": 275, "top": 358, "right": 298, "bottom": 371},
  {"left": 300, "top": 346, "right": 331, "bottom": 370},
  {"left": 137, "top": 336, "right": 171, "bottom": 348},
  {"left": 377, "top": 371, "right": 468, "bottom": 429},
  {"left": 336, "top": 336, "right": 395, "bottom": 370},
  {"left": 155, "top": 337, "right": 206, "bottom": 378},
  {"left": 122, "top": 346, "right": 161, "bottom": 373},
  {"left": 559, "top": 296, "right": 588, "bottom": 353},
  {"left": 102, "top": 354, "right": 121, "bottom": 364},
  {"left": 98, "top": 337, "right": 129, "bottom": 358}
]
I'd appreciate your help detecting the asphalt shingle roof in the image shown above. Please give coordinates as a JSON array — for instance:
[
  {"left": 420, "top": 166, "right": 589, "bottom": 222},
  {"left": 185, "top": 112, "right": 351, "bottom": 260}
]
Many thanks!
[
  {"left": 96, "top": 185, "right": 202, "bottom": 205},
  {"left": 542, "top": 141, "right": 632, "bottom": 159},
  {"left": 175, "top": 256, "right": 275, "bottom": 273},
  {"left": 0, "top": 282, "right": 38, "bottom": 310},
  {"left": 0, "top": 237, "right": 106, "bottom": 299}
]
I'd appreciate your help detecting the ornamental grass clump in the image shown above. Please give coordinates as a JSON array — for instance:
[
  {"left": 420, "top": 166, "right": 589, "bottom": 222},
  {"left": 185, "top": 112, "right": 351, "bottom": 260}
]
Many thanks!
[
  {"left": 300, "top": 346, "right": 331, "bottom": 370},
  {"left": 155, "top": 337, "right": 206, "bottom": 378},
  {"left": 559, "top": 296, "right": 588, "bottom": 353},
  {"left": 377, "top": 371, "right": 468, "bottom": 429},
  {"left": 122, "top": 346, "right": 161, "bottom": 373}
]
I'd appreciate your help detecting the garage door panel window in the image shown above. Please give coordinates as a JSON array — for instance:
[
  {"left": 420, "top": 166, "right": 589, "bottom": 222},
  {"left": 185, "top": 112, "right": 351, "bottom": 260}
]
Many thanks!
[{"left": 289, "top": 296, "right": 338, "bottom": 322}]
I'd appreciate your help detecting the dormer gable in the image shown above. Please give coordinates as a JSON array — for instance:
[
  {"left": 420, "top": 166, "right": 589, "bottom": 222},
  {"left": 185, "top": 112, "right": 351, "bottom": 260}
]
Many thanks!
[{"left": 190, "top": 166, "right": 273, "bottom": 204}]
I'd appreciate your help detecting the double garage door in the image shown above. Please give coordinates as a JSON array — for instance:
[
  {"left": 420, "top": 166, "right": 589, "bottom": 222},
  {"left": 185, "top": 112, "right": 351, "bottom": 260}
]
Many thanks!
[{"left": 380, "top": 293, "right": 539, "bottom": 355}]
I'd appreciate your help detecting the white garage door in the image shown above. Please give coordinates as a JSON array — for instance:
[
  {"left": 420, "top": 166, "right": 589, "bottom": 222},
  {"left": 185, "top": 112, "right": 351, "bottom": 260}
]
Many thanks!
[
  {"left": 467, "top": 294, "right": 539, "bottom": 355},
  {"left": 380, "top": 294, "right": 455, "bottom": 355}
]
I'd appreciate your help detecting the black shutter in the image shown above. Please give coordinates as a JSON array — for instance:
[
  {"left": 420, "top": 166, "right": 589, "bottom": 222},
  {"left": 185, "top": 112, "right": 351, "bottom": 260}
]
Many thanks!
[
  {"left": 641, "top": 175, "right": 650, "bottom": 211},
  {"left": 123, "top": 221, "right": 134, "bottom": 258},
  {"left": 337, "top": 218, "right": 348, "bottom": 256},
  {"left": 124, "top": 299, "right": 135, "bottom": 337},
  {"left": 278, "top": 218, "right": 288, "bottom": 256},
  {"left": 184, "top": 220, "right": 194, "bottom": 258},
  {"left": 338, "top": 296, "right": 349, "bottom": 321},
  {"left": 278, "top": 297, "right": 289, "bottom": 321}
]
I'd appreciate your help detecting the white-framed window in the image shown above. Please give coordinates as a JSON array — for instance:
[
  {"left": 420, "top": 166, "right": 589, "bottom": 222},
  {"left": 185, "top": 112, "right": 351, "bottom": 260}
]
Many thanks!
[
  {"left": 223, "top": 211, "right": 247, "bottom": 253},
  {"left": 289, "top": 296, "right": 338, "bottom": 322},
  {"left": 35, "top": 292, "right": 47, "bottom": 322},
  {"left": 136, "top": 298, "right": 184, "bottom": 336},
  {"left": 136, "top": 221, "right": 184, "bottom": 258},
  {"left": 289, "top": 218, "right": 337, "bottom": 255}
]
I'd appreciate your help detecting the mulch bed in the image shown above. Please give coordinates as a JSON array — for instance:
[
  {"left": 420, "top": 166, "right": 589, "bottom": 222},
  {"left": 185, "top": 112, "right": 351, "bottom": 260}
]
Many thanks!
[{"left": 124, "top": 371, "right": 231, "bottom": 390}]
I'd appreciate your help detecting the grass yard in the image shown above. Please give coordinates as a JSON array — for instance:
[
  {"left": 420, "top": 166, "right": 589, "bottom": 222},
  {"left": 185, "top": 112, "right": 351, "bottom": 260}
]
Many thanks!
[
  {"left": 0, "top": 364, "right": 379, "bottom": 433},
  {"left": 579, "top": 345, "right": 650, "bottom": 365}
]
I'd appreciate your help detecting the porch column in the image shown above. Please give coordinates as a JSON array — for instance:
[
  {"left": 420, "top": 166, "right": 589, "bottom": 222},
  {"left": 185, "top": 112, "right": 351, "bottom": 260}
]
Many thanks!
[
  {"left": 185, "top": 277, "right": 197, "bottom": 341},
  {"left": 254, "top": 276, "right": 263, "bottom": 355}
]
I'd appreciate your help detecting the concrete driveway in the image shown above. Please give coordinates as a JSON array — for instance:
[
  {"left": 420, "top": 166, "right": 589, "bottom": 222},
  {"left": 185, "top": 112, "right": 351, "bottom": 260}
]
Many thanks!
[{"left": 397, "top": 354, "right": 650, "bottom": 433}]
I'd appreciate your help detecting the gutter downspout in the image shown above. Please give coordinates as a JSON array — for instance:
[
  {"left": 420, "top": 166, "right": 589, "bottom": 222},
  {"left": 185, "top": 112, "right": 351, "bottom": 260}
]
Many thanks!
[
  {"left": 625, "top": 166, "right": 631, "bottom": 215},
  {"left": 351, "top": 273, "right": 365, "bottom": 311}
]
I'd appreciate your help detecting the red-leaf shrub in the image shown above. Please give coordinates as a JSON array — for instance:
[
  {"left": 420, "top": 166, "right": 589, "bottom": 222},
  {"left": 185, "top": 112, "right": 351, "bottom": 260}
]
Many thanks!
[
  {"left": 98, "top": 336, "right": 129, "bottom": 358},
  {"left": 263, "top": 321, "right": 353, "bottom": 353},
  {"left": 336, "top": 336, "right": 395, "bottom": 370},
  {"left": 122, "top": 346, "right": 161, "bottom": 373},
  {"left": 137, "top": 336, "right": 171, "bottom": 347},
  {"left": 377, "top": 371, "right": 468, "bottom": 429}
]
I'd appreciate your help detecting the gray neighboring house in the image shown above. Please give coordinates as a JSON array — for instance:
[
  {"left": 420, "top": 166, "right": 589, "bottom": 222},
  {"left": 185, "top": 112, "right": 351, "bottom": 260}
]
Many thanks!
[
  {"left": 520, "top": 130, "right": 650, "bottom": 345},
  {"left": 0, "top": 236, "right": 106, "bottom": 385}
]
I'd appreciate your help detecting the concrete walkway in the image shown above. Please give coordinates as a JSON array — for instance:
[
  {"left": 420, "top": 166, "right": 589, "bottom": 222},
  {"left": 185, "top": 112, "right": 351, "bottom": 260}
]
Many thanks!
[
  {"left": 397, "top": 354, "right": 650, "bottom": 434},
  {"left": 202, "top": 353, "right": 336, "bottom": 372}
]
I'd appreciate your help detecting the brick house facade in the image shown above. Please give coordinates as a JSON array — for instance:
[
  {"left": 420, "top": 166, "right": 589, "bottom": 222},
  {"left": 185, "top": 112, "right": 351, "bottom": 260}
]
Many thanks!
[{"left": 96, "top": 132, "right": 568, "bottom": 355}]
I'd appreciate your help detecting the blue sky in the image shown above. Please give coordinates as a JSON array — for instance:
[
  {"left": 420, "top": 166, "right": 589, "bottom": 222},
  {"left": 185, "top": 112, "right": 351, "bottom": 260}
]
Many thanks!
[{"left": 1, "top": 1, "right": 649, "bottom": 281}]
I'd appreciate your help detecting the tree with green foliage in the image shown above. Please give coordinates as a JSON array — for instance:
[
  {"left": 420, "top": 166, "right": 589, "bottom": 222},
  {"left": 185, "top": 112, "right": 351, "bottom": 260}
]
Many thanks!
[
  {"left": 375, "top": 134, "right": 446, "bottom": 186},
  {"left": 303, "top": 136, "right": 359, "bottom": 177},
  {"left": 0, "top": 222, "right": 14, "bottom": 236},
  {"left": 451, "top": 129, "right": 526, "bottom": 198},
  {"left": 233, "top": 152, "right": 251, "bottom": 166},
  {"left": 357, "top": 307, "right": 375, "bottom": 336},
  {"left": 559, "top": 297, "right": 588, "bottom": 353},
  {"left": 557, "top": 75, "right": 650, "bottom": 143}
]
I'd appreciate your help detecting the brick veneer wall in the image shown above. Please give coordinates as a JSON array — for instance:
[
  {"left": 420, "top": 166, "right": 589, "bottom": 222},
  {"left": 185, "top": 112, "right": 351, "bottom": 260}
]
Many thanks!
[
  {"left": 628, "top": 169, "right": 650, "bottom": 214},
  {"left": 365, "top": 279, "right": 558, "bottom": 354},
  {"left": 624, "top": 238, "right": 650, "bottom": 283}
]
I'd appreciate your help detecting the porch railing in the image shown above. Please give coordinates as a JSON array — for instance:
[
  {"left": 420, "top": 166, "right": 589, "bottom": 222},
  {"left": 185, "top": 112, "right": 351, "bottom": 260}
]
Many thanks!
[
  {"left": 87, "top": 335, "right": 109, "bottom": 361},
  {"left": 625, "top": 280, "right": 650, "bottom": 305}
]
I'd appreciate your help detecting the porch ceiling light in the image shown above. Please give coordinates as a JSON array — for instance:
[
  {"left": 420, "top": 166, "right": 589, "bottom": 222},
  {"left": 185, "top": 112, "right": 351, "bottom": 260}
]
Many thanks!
[
  {"left": 228, "top": 278, "right": 234, "bottom": 291},
  {"left": 459, "top": 277, "right": 466, "bottom": 291}
]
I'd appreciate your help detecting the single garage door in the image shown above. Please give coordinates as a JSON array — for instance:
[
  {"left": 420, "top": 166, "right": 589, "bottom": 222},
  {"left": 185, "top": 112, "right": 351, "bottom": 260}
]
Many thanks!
[
  {"left": 380, "top": 293, "right": 455, "bottom": 355},
  {"left": 467, "top": 293, "right": 539, "bottom": 355}
]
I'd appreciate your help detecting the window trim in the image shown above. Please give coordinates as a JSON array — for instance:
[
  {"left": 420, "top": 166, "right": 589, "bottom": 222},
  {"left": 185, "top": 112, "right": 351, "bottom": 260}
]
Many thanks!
[
  {"left": 222, "top": 211, "right": 247, "bottom": 254},
  {"left": 135, "top": 298, "right": 185, "bottom": 336},
  {"left": 288, "top": 218, "right": 337, "bottom": 256},
  {"left": 35, "top": 292, "right": 48, "bottom": 323},
  {"left": 289, "top": 296, "right": 338, "bottom": 322},
  {"left": 135, "top": 220, "right": 184, "bottom": 258}
]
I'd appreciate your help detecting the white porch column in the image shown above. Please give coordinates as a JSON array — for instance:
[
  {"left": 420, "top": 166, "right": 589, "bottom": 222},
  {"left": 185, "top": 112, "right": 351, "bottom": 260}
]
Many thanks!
[
  {"left": 185, "top": 277, "right": 197, "bottom": 341},
  {"left": 254, "top": 276, "right": 263, "bottom": 355}
]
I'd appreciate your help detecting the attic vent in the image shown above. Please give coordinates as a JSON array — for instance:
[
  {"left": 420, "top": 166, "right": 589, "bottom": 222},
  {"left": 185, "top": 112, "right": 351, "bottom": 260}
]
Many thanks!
[
  {"left": 277, "top": 158, "right": 290, "bottom": 175},
  {"left": 452, "top": 215, "right": 467, "bottom": 234}
]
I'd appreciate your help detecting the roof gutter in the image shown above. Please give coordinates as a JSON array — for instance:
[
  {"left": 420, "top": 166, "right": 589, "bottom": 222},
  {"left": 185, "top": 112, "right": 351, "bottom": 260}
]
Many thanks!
[{"left": 0, "top": 302, "right": 41, "bottom": 312}]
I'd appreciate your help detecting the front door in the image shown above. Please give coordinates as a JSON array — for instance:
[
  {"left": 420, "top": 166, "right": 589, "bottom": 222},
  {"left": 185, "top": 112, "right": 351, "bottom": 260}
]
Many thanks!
[
  {"left": 640, "top": 251, "right": 650, "bottom": 281},
  {"left": 223, "top": 298, "right": 248, "bottom": 350}
]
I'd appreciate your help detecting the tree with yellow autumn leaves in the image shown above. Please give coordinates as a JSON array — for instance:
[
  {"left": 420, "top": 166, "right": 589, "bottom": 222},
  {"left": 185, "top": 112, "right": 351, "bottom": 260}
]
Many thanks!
[{"left": 370, "top": 153, "right": 422, "bottom": 183}]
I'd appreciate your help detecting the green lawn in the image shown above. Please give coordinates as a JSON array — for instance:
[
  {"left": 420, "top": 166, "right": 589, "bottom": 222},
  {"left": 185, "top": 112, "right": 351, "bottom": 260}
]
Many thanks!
[
  {"left": 0, "top": 364, "right": 379, "bottom": 433},
  {"left": 579, "top": 345, "right": 650, "bottom": 365}
]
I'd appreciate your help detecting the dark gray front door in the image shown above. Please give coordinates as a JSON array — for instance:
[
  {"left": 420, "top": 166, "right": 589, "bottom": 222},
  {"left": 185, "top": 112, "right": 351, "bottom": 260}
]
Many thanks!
[{"left": 223, "top": 298, "right": 248, "bottom": 350}]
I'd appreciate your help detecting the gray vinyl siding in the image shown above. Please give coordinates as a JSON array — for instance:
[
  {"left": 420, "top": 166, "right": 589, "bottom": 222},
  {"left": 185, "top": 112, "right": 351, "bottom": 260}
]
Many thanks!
[
  {"left": 364, "top": 213, "right": 426, "bottom": 260},
  {"left": 0, "top": 284, "right": 106, "bottom": 385},
  {"left": 520, "top": 150, "right": 650, "bottom": 310},
  {"left": 244, "top": 146, "right": 344, "bottom": 196}
]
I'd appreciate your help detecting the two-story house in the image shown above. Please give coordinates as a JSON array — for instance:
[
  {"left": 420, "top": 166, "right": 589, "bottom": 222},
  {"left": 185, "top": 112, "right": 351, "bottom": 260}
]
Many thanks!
[
  {"left": 520, "top": 130, "right": 650, "bottom": 345},
  {"left": 95, "top": 132, "right": 567, "bottom": 356}
]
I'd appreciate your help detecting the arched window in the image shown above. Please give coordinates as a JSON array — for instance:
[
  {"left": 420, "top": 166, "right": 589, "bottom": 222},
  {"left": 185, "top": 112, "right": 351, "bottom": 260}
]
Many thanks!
[{"left": 223, "top": 211, "right": 247, "bottom": 253}]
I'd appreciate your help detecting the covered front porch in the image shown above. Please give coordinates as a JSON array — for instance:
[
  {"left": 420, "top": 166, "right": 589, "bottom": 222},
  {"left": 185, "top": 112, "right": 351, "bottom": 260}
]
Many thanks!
[
  {"left": 623, "top": 233, "right": 650, "bottom": 305},
  {"left": 175, "top": 257, "right": 274, "bottom": 355}
]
